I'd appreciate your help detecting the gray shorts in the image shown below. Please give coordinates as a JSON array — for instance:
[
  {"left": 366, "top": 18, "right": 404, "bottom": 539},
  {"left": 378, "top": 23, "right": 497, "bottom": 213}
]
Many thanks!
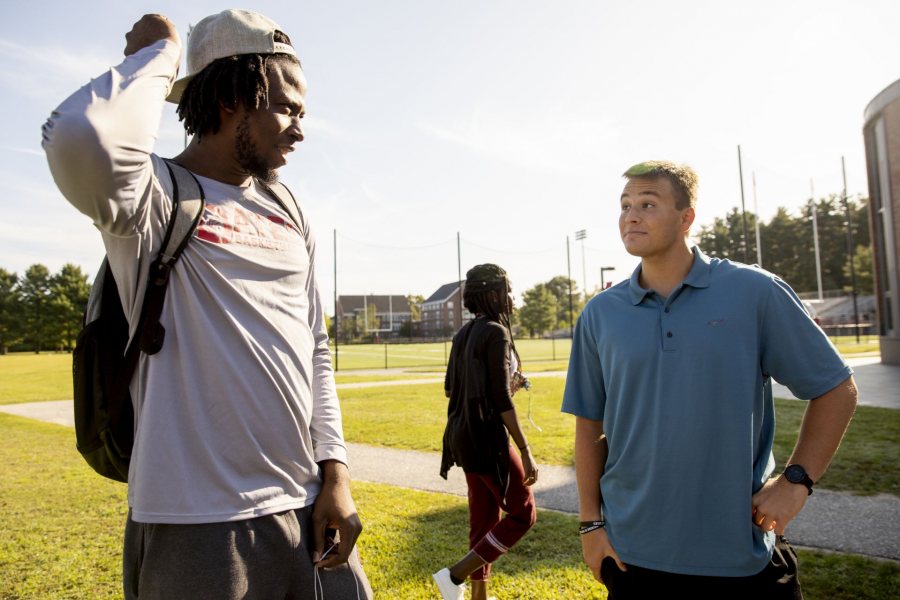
[{"left": 124, "top": 505, "right": 373, "bottom": 600}]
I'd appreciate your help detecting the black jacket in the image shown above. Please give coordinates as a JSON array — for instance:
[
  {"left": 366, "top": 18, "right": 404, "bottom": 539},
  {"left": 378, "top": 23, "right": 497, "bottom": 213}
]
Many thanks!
[{"left": 440, "top": 317, "right": 515, "bottom": 491}]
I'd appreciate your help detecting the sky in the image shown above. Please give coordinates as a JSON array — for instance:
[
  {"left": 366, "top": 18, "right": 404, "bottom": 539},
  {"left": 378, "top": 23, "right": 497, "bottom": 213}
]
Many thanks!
[{"left": 2, "top": 0, "right": 899, "bottom": 311}]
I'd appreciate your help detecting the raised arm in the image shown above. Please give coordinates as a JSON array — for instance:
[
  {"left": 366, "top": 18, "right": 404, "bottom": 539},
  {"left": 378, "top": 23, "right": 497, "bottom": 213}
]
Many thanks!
[{"left": 42, "top": 14, "right": 180, "bottom": 234}]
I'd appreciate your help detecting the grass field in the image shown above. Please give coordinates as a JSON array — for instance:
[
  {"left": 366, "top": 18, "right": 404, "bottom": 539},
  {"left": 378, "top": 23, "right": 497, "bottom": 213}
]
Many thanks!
[
  {"left": 339, "top": 379, "right": 900, "bottom": 496},
  {"left": 2, "top": 414, "right": 898, "bottom": 599},
  {"left": 331, "top": 338, "right": 574, "bottom": 370},
  {"left": 0, "top": 353, "right": 72, "bottom": 404},
  {"left": 0, "top": 332, "right": 874, "bottom": 401},
  {"left": 331, "top": 335, "right": 876, "bottom": 370},
  {"left": 2, "top": 350, "right": 897, "bottom": 495}
]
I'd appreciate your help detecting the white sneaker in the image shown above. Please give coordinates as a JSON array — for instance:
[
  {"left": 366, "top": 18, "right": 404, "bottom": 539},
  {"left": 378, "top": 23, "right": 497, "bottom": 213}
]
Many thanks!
[{"left": 432, "top": 568, "right": 465, "bottom": 600}]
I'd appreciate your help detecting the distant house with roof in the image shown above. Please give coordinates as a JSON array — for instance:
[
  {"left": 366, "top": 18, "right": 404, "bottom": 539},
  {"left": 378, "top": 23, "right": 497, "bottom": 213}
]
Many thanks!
[
  {"left": 336, "top": 295, "right": 412, "bottom": 338},
  {"left": 421, "top": 282, "right": 472, "bottom": 337}
]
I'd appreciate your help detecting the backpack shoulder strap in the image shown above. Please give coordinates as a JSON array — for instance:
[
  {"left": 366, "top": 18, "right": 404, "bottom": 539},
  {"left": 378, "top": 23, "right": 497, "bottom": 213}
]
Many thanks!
[
  {"left": 258, "top": 179, "right": 305, "bottom": 235},
  {"left": 158, "top": 159, "right": 205, "bottom": 264},
  {"left": 132, "top": 159, "right": 205, "bottom": 355}
]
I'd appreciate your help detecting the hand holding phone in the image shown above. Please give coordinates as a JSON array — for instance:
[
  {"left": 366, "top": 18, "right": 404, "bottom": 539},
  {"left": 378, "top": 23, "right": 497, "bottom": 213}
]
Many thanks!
[{"left": 315, "top": 528, "right": 339, "bottom": 566}]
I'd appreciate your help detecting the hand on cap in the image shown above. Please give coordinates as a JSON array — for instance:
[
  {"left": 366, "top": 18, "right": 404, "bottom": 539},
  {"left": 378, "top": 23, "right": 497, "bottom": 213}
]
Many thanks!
[{"left": 124, "top": 14, "right": 179, "bottom": 56}]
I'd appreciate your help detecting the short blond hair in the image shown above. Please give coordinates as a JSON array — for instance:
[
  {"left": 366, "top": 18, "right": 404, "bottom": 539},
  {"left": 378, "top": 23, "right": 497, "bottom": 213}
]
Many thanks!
[{"left": 623, "top": 161, "right": 698, "bottom": 209}]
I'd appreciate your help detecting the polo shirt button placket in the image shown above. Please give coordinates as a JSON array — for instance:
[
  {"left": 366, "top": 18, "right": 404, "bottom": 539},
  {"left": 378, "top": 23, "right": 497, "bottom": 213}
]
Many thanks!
[{"left": 661, "top": 302, "right": 676, "bottom": 351}]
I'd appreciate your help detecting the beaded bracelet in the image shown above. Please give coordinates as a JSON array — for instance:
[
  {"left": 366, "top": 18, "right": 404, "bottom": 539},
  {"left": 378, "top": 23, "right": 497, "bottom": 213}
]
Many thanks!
[{"left": 578, "top": 520, "right": 606, "bottom": 535}]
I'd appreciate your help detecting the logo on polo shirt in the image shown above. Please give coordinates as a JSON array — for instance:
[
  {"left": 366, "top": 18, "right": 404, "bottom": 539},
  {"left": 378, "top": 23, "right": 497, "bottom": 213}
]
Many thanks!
[{"left": 707, "top": 319, "right": 726, "bottom": 327}]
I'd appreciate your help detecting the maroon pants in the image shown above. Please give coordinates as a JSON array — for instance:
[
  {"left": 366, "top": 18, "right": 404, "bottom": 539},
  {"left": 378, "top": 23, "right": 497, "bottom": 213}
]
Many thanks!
[{"left": 465, "top": 446, "right": 537, "bottom": 580}]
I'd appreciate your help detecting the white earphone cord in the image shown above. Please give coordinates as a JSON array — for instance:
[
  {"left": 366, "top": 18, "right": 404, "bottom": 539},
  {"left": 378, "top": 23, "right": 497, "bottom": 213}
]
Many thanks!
[{"left": 312, "top": 560, "right": 361, "bottom": 600}]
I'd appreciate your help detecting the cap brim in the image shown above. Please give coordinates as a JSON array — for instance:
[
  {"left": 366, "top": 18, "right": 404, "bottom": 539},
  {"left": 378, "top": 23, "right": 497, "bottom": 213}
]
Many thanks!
[{"left": 166, "top": 74, "right": 194, "bottom": 104}]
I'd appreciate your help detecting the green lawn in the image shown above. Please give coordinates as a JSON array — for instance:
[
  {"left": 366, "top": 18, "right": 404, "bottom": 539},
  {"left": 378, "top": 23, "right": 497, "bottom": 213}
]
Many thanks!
[
  {"left": 773, "top": 399, "right": 900, "bottom": 496},
  {"left": 3, "top": 352, "right": 897, "bottom": 496},
  {"left": 330, "top": 338, "right": 573, "bottom": 370},
  {"left": 2, "top": 414, "right": 898, "bottom": 599},
  {"left": 340, "top": 379, "right": 900, "bottom": 496},
  {"left": 0, "top": 353, "right": 72, "bottom": 404},
  {"left": 335, "top": 373, "right": 440, "bottom": 384},
  {"left": 340, "top": 380, "right": 570, "bottom": 460}
]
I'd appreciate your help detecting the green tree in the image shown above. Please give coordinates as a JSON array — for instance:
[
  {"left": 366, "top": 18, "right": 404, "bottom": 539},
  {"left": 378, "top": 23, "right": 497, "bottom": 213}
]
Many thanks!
[
  {"left": 518, "top": 284, "right": 555, "bottom": 338},
  {"left": 698, "top": 195, "right": 872, "bottom": 296},
  {"left": 363, "top": 303, "right": 380, "bottom": 336},
  {"left": 18, "top": 264, "right": 55, "bottom": 352},
  {"left": 401, "top": 294, "right": 424, "bottom": 340},
  {"left": 339, "top": 314, "right": 358, "bottom": 343},
  {"left": 0, "top": 269, "right": 21, "bottom": 354},
  {"left": 844, "top": 244, "right": 874, "bottom": 296},
  {"left": 542, "top": 275, "right": 582, "bottom": 332},
  {"left": 697, "top": 207, "right": 759, "bottom": 265},
  {"left": 407, "top": 294, "right": 424, "bottom": 322},
  {"left": 760, "top": 206, "right": 806, "bottom": 288},
  {"left": 49, "top": 263, "right": 90, "bottom": 351}
]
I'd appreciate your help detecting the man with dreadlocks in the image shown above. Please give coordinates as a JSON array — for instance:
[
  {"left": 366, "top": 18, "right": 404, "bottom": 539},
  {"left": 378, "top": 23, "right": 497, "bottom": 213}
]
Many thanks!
[
  {"left": 434, "top": 264, "right": 539, "bottom": 600},
  {"left": 43, "top": 10, "right": 372, "bottom": 599}
]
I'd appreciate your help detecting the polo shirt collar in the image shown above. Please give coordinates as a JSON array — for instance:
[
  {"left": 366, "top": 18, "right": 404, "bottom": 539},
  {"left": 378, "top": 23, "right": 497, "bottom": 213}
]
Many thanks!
[{"left": 628, "top": 245, "right": 712, "bottom": 305}]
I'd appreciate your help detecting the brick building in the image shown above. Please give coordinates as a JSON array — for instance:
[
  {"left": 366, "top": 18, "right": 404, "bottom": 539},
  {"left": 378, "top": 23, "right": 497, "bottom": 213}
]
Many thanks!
[{"left": 863, "top": 78, "right": 900, "bottom": 364}]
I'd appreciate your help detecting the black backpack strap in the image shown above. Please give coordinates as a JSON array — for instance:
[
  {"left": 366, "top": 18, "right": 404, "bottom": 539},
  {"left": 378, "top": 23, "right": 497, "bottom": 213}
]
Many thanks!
[
  {"left": 119, "top": 159, "right": 204, "bottom": 383},
  {"left": 134, "top": 160, "right": 205, "bottom": 355},
  {"left": 105, "top": 160, "right": 204, "bottom": 434}
]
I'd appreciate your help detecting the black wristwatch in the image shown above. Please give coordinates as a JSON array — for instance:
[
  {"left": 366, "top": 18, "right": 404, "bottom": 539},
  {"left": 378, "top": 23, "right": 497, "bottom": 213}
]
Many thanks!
[{"left": 783, "top": 464, "right": 814, "bottom": 495}]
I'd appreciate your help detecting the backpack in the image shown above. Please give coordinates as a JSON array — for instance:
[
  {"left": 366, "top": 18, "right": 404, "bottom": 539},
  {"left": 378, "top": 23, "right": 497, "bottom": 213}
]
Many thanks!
[
  {"left": 72, "top": 160, "right": 304, "bottom": 483},
  {"left": 72, "top": 160, "right": 205, "bottom": 482}
]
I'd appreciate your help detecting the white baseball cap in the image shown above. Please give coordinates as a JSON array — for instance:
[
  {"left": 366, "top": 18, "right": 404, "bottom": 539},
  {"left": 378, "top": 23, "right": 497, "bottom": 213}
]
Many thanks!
[{"left": 166, "top": 9, "right": 297, "bottom": 103}]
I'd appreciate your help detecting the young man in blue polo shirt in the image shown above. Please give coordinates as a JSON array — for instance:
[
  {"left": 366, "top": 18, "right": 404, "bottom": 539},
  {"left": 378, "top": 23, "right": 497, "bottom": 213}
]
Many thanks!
[{"left": 562, "top": 161, "right": 858, "bottom": 598}]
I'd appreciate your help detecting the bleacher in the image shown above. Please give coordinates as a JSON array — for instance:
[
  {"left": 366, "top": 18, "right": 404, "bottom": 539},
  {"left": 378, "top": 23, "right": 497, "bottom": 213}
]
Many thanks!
[{"left": 803, "top": 294, "right": 876, "bottom": 336}]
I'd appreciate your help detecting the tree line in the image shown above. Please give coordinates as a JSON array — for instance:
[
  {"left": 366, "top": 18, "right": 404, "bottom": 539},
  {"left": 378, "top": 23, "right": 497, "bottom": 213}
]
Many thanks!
[
  {"left": 0, "top": 196, "right": 872, "bottom": 351},
  {"left": 0, "top": 264, "right": 91, "bottom": 354},
  {"left": 696, "top": 195, "right": 871, "bottom": 295},
  {"left": 515, "top": 195, "right": 873, "bottom": 337}
]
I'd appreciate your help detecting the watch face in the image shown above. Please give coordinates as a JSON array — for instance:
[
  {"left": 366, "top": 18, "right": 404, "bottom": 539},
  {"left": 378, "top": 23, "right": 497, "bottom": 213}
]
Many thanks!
[{"left": 784, "top": 464, "right": 806, "bottom": 483}]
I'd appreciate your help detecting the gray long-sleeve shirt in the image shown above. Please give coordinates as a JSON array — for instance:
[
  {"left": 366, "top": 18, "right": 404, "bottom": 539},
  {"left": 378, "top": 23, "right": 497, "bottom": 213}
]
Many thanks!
[{"left": 42, "top": 39, "right": 347, "bottom": 524}]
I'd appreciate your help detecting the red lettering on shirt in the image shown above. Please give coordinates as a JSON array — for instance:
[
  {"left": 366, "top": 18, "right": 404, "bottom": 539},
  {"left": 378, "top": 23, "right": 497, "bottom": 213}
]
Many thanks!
[{"left": 197, "top": 204, "right": 298, "bottom": 250}]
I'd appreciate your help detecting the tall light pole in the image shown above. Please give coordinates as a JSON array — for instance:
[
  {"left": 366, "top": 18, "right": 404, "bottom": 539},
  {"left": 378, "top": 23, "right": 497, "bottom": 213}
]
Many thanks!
[
  {"left": 575, "top": 229, "right": 587, "bottom": 295},
  {"left": 737, "top": 145, "right": 750, "bottom": 263},
  {"left": 566, "top": 236, "right": 574, "bottom": 338},
  {"left": 333, "top": 228, "right": 339, "bottom": 371},
  {"left": 600, "top": 267, "right": 615, "bottom": 290},
  {"left": 456, "top": 231, "right": 462, "bottom": 330},
  {"left": 842, "top": 157, "right": 860, "bottom": 343},
  {"left": 752, "top": 172, "right": 762, "bottom": 266},
  {"left": 810, "top": 180, "right": 824, "bottom": 302}
]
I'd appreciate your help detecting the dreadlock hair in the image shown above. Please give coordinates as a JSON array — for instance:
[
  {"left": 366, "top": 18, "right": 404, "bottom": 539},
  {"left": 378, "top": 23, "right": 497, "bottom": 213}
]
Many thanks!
[
  {"left": 176, "top": 31, "right": 301, "bottom": 139},
  {"left": 463, "top": 264, "right": 523, "bottom": 371}
]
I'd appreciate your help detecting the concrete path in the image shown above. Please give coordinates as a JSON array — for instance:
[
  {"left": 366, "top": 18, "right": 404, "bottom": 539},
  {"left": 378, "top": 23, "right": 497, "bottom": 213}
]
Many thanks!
[
  {"left": 771, "top": 355, "right": 900, "bottom": 409},
  {"left": 346, "top": 443, "right": 900, "bottom": 561}
]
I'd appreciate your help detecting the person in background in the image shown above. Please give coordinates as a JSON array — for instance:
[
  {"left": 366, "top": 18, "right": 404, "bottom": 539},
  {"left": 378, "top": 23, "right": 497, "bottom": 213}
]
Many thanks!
[{"left": 434, "top": 264, "right": 539, "bottom": 600}]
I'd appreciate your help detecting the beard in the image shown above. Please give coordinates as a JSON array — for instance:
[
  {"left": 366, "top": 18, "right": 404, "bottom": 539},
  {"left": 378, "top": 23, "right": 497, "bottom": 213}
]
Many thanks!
[{"left": 235, "top": 116, "right": 279, "bottom": 184}]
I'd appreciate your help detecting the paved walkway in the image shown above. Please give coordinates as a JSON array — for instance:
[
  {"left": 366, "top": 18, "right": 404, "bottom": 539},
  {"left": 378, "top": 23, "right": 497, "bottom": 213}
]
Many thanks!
[
  {"left": 2, "top": 396, "right": 898, "bottom": 561},
  {"left": 771, "top": 355, "right": 900, "bottom": 409},
  {"left": 347, "top": 443, "right": 900, "bottom": 561}
]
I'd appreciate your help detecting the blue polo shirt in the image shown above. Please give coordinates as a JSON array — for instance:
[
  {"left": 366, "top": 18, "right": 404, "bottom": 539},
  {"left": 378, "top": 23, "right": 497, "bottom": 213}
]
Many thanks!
[{"left": 561, "top": 246, "right": 851, "bottom": 576}]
